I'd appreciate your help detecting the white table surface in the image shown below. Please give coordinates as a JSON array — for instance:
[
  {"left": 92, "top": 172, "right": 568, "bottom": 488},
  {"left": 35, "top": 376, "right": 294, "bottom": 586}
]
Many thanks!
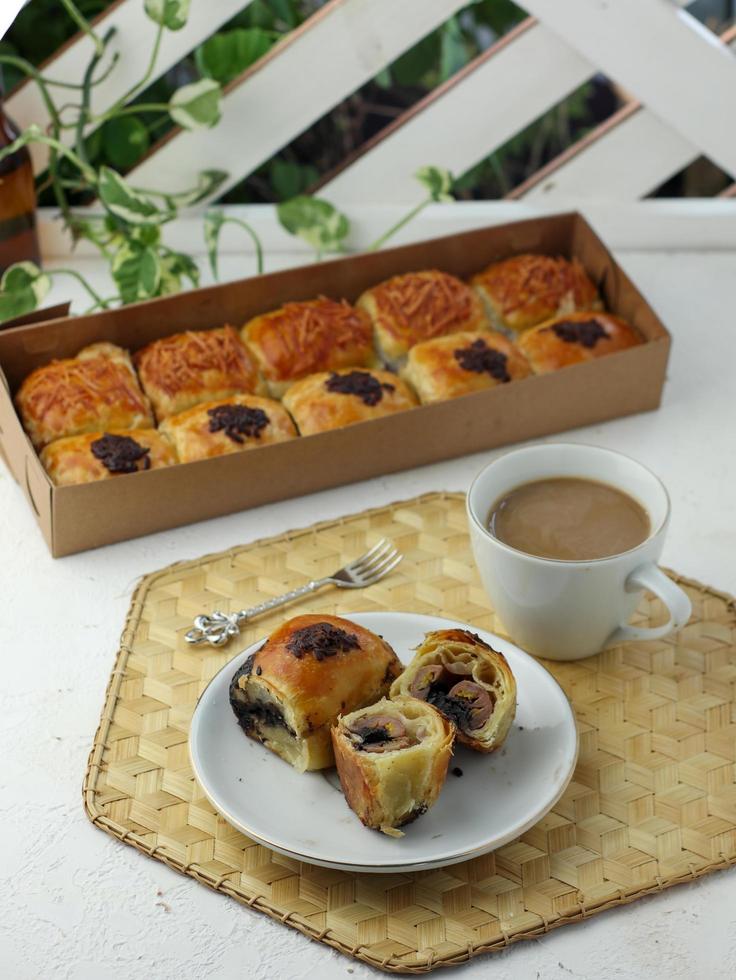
[{"left": 1, "top": 220, "right": 736, "bottom": 979}]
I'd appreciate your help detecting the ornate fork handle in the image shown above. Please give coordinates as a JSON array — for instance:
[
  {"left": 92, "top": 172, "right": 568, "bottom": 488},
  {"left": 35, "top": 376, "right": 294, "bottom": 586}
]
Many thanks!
[{"left": 185, "top": 578, "right": 329, "bottom": 646}]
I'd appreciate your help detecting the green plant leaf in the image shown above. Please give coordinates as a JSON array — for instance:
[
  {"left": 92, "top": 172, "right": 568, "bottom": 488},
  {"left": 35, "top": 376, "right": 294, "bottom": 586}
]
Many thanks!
[
  {"left": 277, "top": 196, "right": 349, "bottom": 256},
  {"left": 101, "top": 116, "right": 150, "bottom": 170},
  {"left": 439, "top": 17, "right": 468, "bottom": 81},
  {"left": 195, "top": 28, "right": 274, "bottom": 85},
  {"left": 98, "top": 166, "right": 168, "bottom": 224},
  {"left": 415, "top": 165, "right": 455, "bottom": 202},
  {"left": 111, "top": 241, "right": 162, "bottom": 303},
  {"left": 0, "top": 261, "right": 51, "bottom": 323},
  {"left": 160, "top": 249, "right": 200, "bottom": 294},
  {"left": 169, "top": 79, "right": 222, "bottom": 130},
  {"left": 269, "top": 159, "right": 318, "bottom": 201},
  {"left": 164, "top": 169, "right": 228, "bottom": 208},
  {"left": 204, "top": 209, "right": 226, "bottom": 279},
  {"left": 144, "top": 0, "right": 190, "bottom": 31}
]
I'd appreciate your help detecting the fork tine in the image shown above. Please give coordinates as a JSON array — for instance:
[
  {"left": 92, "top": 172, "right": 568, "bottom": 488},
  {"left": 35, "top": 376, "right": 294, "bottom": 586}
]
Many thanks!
[
  {"left": 347, "top": 538, "right": 392, "bottom": 574},
  {"left": 360, "top": 551, "right": 402, "bottom": 583},
  {"left": 353, "top": 543, "right": 397, "bottom": 578}
]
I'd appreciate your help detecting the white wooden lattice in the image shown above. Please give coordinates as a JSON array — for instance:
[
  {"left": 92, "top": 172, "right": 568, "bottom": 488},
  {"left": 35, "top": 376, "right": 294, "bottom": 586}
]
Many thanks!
[{"left": 6, "top": 0, "right": 736, "bottom": 202}]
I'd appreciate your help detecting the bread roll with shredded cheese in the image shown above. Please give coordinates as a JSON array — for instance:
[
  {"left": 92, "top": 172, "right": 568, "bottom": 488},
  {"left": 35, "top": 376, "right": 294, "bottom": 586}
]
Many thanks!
[
  {"left": 134, "top": 326, "right": 263, "bottom": 421},
  {"left": 242, "top": 297, "right": 376, "bottom": 398},
  {"left": 16, "top": 342, "right": 153, "bottom": 450},
  {"left": 357, "top": 270, "right": 488, "bottom": 366}
]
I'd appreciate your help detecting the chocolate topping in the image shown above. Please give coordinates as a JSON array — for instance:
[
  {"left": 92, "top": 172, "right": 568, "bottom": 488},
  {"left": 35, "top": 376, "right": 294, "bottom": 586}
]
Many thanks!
[
  {"left": 552, "top": 319, "right": 606, "bottom": 348},
  {"left": 286, "top": 622, "right": 360, "bottom": 661},
  {"left": 454, "top": 339, "right": 510, "bottom": 382},
  {"left": 207, "top": 403, "right": 269, "bottom": 443},
  {"left": 325, "top": 370, "right": 394, "bottom": 406},
  {"left": 90, "top": 433, "right": 151, "bottom": 474}
]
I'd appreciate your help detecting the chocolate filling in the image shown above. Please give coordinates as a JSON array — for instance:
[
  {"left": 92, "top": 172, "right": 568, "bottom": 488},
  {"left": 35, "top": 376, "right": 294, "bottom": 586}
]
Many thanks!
[
  {"left": 228, "top": 655, "right": 295, "bottom": 737},
  {"left": 207, "top": 404, "right": 269, "bottom": 443},
  {"left": 411, "top": 665, "right": 495, "bottom": 733},
  {"left": 90, "top": 433, "right": 150, "bottom": 474},
  {"left": 325, "top": 370, "right": 394, "bottom": 406},
  {"left": 454, "top": 339, "right": 510, "bottom": 382},
  {"left": 286, "top": 622, "right": 360, "bottom": 661},
  {"left": 552, "top": 319, "right": 606, "bottom": 348}
]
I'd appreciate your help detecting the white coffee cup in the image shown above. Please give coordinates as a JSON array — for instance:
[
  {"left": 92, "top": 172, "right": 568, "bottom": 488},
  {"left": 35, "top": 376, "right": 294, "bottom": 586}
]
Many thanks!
[{"left": 466, "top": 443, "right": 692, "bottom": 661}]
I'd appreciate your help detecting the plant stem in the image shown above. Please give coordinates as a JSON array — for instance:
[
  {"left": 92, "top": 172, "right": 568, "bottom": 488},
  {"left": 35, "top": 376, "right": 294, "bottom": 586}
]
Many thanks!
[
  {"left": 59, "top": 0, "right": 105, "bottom": 57},
  {"left": 117, "top": 22, "right": 164, "bottom": 108},
  {"left": 76, "top": 27, "right": 115, "bottom": 166},
  {"left": 366, "top": 197, "right": 429, "bottom": 252},
  {"left": 223, "top": 217, "right": 264, "bottom": 275},
  {"left": 49, "top": 268, "right": 111, "bottom": 308}
]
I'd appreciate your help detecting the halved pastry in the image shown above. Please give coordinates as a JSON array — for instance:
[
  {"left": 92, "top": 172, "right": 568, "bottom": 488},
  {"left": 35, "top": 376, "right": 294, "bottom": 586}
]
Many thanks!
[
  {"left": 356, "top": 269, "right": 488, "bottom": 366},
  {"left": 134, "top": 325, "right": 262, "bottom": 421},
  {"left": 517, "top": 311, "right": 641, "bottom": 374},
  {"left": 158, "top": 394, "right": 296, "bottom": 463},
  {"left": 40, "top": 429, "right": 177, "bottom": 485},
  {"left": 281, "top": 368, "right": 416, "bottom": 436},
  {"left": 16, "top": 342, "right": 153, "bottom": 450},
  {"left": 471, "top": 254, "right": 602, "bottom": 335},
  {"left": 332, "top": 696, "right": 454, "bottom": 835},
  {"left": 241, "top": 296, "right": 376, "bottom": 397},
  {"left": 229, "top": 614, "right": 402, "bottom": 772},
  {"left": 402, "top": 330, "right": 531, "bottom": 404},
  {"left": 390, "top": 629, "right": 516, "bottom": 752}
]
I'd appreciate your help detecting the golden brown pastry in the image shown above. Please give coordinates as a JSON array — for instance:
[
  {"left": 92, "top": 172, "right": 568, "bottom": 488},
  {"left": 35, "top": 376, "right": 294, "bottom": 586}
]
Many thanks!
[
  {"left": 16, "top": 342, "right": 153, "bottom": 450},
  {"left": 391, "top": 630, "right": 516, "bottom": 753},
  {"left": 471, "top": 254, "right": 602, "bottom": 335},
  {"left": 357, "top": 269, "right": 488, "bottom": 365},
  {"left": 242, "top": 296, "right": 376, "bottom": 398},
  {"left": 134, "top": 326, "right": 262, "bottom": 421},
  {"left": 518, "top": 311, "right": 642, "bottom": 374},
  {"left": 159, "top": 394, "right": 296, "bottom": 463},
  {"left": 229, "top": 615, "right": 403, "bottom": 772},
  {"left": 332, "top": 696, "right": 454, "bottom": 835},
  {"left": 402, "top": 330, "right": 531, "bottom": 404},
  {"left": 40, "top": 429, "right": 176, "bottom": 486},
  {"left": 281, "top": 368, "right": 416, "bottom": 436}
]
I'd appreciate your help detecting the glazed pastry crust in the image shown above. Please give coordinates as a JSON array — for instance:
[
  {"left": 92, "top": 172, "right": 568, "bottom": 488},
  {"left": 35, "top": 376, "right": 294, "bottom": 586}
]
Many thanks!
[
  {"left": 229, "top": 615, "right": 403, "bottom": 772},
  {"left": 282, "top": 368, "right": 416, "bottom": 436},
  {"left": 242, "top": 297, "right": 376, "bottom": 398},
  {"left": 158, "top": 394, "right": 296, "bottom": 463},
  {"left": 332, "top": 696, "right": 454, "bottom": 833},
  {"left": 16, "top": 342, "right": 153, "bottom": 450},
  {"left": 40, "top": 429, "right": 176, "bottom": 485},
  {"left": 357, "top": 270, "right": 488, "bottom": 365},
  {"left": 134, "top": 326, "right": 262, "bottom": 420},
  {"left": 518, "top": 311, "right": 642, "bottom": 375},
  {"left": 471, "top": 254, "right": 602, "bottom": 335},
  {"left": 390, "top": 629, "right": 516, "bottom": 753},
  {"left": 402, "top": 330, "right": 531, "bottom": 404}
]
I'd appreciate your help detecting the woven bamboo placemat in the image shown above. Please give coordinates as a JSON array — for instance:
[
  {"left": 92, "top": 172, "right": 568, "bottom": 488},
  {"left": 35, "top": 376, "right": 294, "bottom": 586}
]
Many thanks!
[{"left": 84, "top": 492, "right": 736, "bottom": 973}]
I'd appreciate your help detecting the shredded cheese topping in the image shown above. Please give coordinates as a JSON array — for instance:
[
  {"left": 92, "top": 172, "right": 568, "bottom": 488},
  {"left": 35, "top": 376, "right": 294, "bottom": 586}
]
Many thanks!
[
  {"left": 251, "top": 297, "right": 372, "bottom": 381},
  {"left": 372, "top": 271, "right": 475, "bottom": 343},
  {"left": 136, "top": 326, "right": 257, "bottom": 398},
  {"left": 478, "top": 255, "right": 597, "bottom": 317}
]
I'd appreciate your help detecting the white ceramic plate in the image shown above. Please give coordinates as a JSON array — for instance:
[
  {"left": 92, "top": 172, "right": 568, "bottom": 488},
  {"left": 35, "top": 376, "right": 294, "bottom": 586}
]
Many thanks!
[{"left": 189, "top": 612, "right": 578, "bottom": 873}]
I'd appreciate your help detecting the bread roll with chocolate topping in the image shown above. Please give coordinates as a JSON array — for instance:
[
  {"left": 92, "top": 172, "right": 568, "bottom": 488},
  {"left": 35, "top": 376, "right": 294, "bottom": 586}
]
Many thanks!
[
  {"left": 390, "top": 630, "right": 516, "bottom": 753},
  {"left": 229, "top": 615, "right": 402, "bottom": 772},
  {"left": 332, "top": 696, "right": 454, "bottom": 835},
  {"left": 281, "top": 368, "right": 416, "bottom": 435},
  {"left": 517, "top": 311, "right": 641, "bottom": 374}
]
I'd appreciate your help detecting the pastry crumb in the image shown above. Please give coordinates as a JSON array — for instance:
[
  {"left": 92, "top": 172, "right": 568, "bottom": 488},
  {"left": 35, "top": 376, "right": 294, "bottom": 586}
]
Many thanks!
[{"left": 380, "top": 825, "right": 405, "bottom": 838}]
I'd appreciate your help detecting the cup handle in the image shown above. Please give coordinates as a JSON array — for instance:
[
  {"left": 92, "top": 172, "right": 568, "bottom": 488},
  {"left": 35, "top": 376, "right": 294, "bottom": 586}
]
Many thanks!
[{"left": 605, "top": 563, "right": 692, "bottom": 648}]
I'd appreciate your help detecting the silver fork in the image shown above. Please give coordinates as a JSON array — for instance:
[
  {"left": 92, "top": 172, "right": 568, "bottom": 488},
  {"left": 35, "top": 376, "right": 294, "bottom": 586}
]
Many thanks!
[{"left": 184, "top": 537, "right": 402, "bottom": 647}]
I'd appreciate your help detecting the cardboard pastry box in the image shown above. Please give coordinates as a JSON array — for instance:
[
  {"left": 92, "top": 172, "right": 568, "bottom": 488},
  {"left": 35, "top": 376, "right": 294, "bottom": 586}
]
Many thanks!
[{"left": 0, "top": 213, "right": 671, "bottom": 556}]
